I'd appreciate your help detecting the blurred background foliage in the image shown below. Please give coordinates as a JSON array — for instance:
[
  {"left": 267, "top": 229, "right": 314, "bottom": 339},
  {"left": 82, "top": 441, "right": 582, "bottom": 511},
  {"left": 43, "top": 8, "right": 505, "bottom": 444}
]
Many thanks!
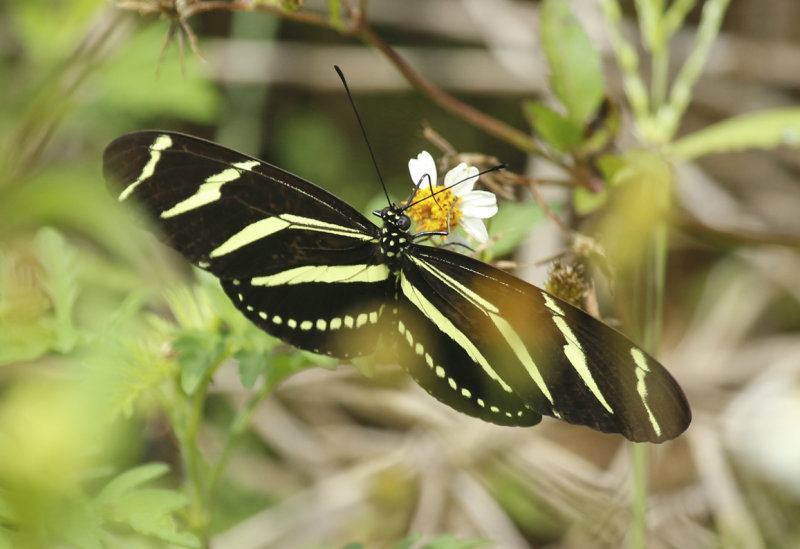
[{"left": 2, "top": 0, "right": 800, "bottom": 548}]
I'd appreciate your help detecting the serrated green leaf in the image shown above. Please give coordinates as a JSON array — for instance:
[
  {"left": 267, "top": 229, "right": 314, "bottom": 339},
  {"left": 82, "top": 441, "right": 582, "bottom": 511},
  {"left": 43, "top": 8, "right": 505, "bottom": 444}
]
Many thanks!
[
  {"left": 524, "top": 101, "right": 583, "bottom": 153},
  {"left": 0, "top": 228, "right": 83, "bottom": 364},
  {"left": 267, "top": 351, "right": 331, "bottom": 383},
  {"left": 0, "top": 322, "right": 52, "bottom": 365},
  {"left": 487, "top": 201, "right": 547, "bottom": 258},
  {"left": 34, "top": 227, "right": 81, "bottom": 352},
  {"left": 96, "top": 463, "right": 170, "bottom": 505},
  {"left": 173, "top": 330, "right": 224, "bottom": 394},
  {"left": 109, "top": 489, "right": 200, "bottom": 548},
  {"left": 235, "top": 349, "right": 267, "bottom": 389},
  {"left": 540, "top": 0, "right": 605, "bottom": 123},
  {"left": 671, "top": 107, "right": 800, "bottom": 160}
]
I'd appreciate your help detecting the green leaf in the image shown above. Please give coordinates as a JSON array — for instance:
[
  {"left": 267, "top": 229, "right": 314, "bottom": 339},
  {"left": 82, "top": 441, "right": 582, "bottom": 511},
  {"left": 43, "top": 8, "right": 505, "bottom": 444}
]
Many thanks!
[
  {"left": 574, "top": 186, "right": 608, "bottom": 216},
  {"left": 109, "top": 489, "right": 200, "bottom": 548},
  {"left": 524, "top": 101, "right": 583, "bottom": 153},
  {"left": 34, "top": 228, "right": 81, "bottom": 352},
  {"left": 173, "top": 330, "right": 224, "bottom": 394},
  {"left": 96, "top": 463, "right": 171, "bottom": 506},
  {"left": 540, "top": 0, "right": 605, "bottom": 123},
  {"left": 487, "top": 201, "right": 547, "bottom": 258},
  {"left": 671, "top": 107, "right": 800, "bottom": 159},
  {"left": 0, "top": 228, "right": 82, "bottom": 364},
  {"left": 235, "top": 350, "right": 267, "bottom": 389},
  {"left": 59, "top": 500, "right": 104, "bottom": 549},
  {"left": 94, "top": 464, "right": 200, "bottom": 547}
]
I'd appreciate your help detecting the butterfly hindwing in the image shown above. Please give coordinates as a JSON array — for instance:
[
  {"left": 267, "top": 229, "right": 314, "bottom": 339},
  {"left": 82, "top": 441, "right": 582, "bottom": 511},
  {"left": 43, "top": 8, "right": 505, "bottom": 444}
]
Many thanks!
[
  {"left": 103, "top": 131, "right": 391, "bottom": 357},
  {"left": 398, "top": 245, "right": 691, "bottom": 442}
]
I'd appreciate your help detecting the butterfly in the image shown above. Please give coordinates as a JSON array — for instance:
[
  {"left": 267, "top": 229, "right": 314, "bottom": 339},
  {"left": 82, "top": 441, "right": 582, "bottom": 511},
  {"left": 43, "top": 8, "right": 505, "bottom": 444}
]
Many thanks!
[{"left": 103, "top": 130, "right": 691, "bottom": 442}]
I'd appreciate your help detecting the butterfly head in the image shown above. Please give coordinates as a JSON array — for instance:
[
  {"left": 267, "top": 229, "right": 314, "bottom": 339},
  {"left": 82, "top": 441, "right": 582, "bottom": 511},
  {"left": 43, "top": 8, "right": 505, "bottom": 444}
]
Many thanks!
[
  {"left": 373, "top": 205, "right": 412, "bottom": 262},
  {"left": 373, "top": 205, "right": 411, "bottom": 232}
]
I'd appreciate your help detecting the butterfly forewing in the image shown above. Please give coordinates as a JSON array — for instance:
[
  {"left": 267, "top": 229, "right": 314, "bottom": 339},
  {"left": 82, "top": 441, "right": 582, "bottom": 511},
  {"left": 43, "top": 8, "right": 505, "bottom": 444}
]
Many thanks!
[
  {"left": 103, "top": 131, "right": 390, "bottom": 357},
  {"left": 399, "top": 245, "right": 691, "bottom": 442}
]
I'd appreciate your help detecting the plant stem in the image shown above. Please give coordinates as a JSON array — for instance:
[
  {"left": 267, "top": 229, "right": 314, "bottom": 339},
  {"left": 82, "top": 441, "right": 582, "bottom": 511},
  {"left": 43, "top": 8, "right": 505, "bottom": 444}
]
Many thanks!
[
  {"left": 173, "top": 354, "right": 229, "bottom": 544},
  {"left": 628, "top": 172, "right": 669, "bottom": 549},
  {"left": 663, "top": 0, "right": 731, "bottom": 139},
  {"left": 204, "top": 374, "right": 276, "bottom": 507},
  {"left": 599, "top": 0, "right": 653, "bottom": 139}
]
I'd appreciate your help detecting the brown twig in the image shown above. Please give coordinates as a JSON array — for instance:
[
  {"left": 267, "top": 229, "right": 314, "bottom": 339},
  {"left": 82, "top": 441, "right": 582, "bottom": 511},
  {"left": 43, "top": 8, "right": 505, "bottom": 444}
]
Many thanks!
[
  {"left": 114, "top": 0, "right": 554, "bottom": 162},
  {"left": 355, "top": 25, "right": 546, "bottom": 157},
  {"left": 527, "top": 180, "right": 571, "bottom": 236}
]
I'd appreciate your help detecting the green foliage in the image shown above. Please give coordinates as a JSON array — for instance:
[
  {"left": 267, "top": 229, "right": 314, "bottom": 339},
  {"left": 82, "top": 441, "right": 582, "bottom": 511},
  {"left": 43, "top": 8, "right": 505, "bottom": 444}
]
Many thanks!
[
  {"left": 94, "top": 24, "right": 220, "bottom": 127},
  {"left": 0, "top": 374, "right": 197, "bottom": 548},
  {"left": 486, "top": 201, "right": 548, "bottom": 259},
  {"left": 1, "top": 0, "right": 795, "bottom": 547},
  {"left": 0, "top": 228, "right": 81, "bottom": 363},
  {"left": 540, "top": 0, "right": 605, "bottom": 124},
  {"left": 671, "top": 107, "right": 800, "bottom": 159},
  {"left": 96, "top": 464, "right": 201, "bottom": 548},
  {"left": 526, "top": 0, "right": 613, "bottom": 172},
  {"left": 523, "top": 102, "right": 583, "bottom": 154},
  {"left": 327, "top": 0, "right": 344, "bottom": 29},
  {"left": 342, "top": 534, "right": 491, "bottom": 549}
]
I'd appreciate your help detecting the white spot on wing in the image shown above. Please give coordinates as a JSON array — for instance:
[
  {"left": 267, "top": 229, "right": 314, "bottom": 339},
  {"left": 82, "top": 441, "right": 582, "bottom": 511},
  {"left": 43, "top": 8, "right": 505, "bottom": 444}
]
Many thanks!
[{"left": 399, "top": 271, "right": 513, "bottom": 393}]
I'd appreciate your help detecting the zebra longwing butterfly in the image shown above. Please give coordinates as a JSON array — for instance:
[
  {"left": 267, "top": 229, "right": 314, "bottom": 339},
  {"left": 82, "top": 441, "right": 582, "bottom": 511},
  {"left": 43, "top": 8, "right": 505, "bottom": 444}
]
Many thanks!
[{"left": 103, "top": 131, "right": 690, "bottom": 443}]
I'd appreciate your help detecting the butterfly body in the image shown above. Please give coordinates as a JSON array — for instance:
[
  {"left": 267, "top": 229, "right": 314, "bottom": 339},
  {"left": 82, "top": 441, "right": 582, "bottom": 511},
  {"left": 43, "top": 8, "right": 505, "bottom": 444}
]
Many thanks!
[{"left": 103, "top": 130, "right": 691, "bottom": 442}]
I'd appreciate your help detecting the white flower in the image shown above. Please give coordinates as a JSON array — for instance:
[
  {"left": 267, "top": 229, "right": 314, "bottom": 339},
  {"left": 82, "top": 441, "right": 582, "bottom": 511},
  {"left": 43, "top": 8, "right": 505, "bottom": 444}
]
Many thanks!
[{"left": 406, "top": 150, "right": 498, "bottom": 243}]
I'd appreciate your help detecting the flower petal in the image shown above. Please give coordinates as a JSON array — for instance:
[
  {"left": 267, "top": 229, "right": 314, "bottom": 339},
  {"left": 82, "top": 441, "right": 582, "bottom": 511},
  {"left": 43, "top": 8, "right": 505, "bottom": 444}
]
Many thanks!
[
  {"left": 459, "top": 191, "right": 498, "bottom": 219},
  {"left": 459, "top": 216, "right": 490, "bottom": 243},
  {"left": 409, "top": 150, "right": 437, "bottom": 189},
  {"left": 444, "top": 163, "right": 478, "bottom": 195}
]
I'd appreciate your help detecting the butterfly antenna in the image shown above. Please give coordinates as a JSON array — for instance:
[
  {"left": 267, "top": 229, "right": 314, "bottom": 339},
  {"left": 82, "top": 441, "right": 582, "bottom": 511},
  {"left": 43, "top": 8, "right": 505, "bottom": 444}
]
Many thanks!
[{"left": 335, "top": 66, "right": 392, "bottom": 205}]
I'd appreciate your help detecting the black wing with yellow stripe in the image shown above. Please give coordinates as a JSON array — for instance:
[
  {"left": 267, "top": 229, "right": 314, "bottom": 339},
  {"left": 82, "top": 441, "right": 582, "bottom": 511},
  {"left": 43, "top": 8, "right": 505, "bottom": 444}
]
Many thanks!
[
  {"left": 103, "top": 130, "right": 691, "bottom": 442},
  {"left": 396, "top": 245, "right": 690, "bottom": 441},
  {"left": 103, "top": 131, "right": 390, "bottom": 358}
]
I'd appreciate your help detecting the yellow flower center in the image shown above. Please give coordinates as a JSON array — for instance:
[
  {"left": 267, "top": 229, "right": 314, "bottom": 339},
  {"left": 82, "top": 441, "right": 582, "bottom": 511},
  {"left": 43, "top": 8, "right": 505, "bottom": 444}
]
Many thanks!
[{"left": 405, "top": 185, "right": 462, "bottom": 233}]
